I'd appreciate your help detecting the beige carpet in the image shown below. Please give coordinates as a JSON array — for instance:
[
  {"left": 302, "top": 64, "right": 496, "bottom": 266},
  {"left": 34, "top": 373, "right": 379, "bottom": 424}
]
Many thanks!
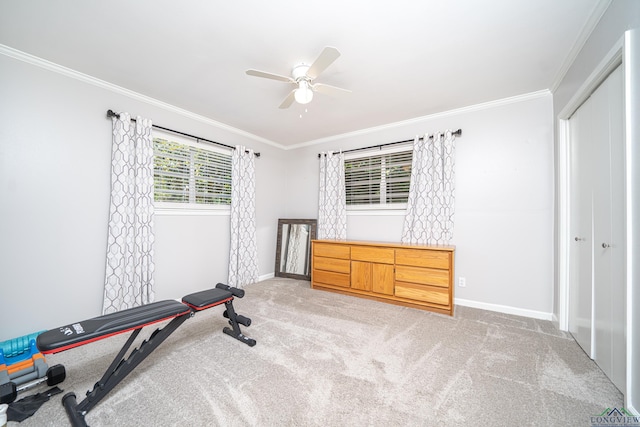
[{"left": 12, "top": 278, "right": 622, "bottom": 426}]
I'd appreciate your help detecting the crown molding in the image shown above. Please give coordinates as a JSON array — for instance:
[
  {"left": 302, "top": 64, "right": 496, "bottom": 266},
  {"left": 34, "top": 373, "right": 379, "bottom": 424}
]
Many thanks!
[
  {"left": 287, "top": 89, "right": 551, "bottom": 150},
  {"left": 550, "top": 0, "right": 612, "bottom": 92},
  {"left": 0, "top": 44, "right": 283, "bottom": 149},
  {"left": 1, "top": 43, "right": 552, "bottom": 152}
]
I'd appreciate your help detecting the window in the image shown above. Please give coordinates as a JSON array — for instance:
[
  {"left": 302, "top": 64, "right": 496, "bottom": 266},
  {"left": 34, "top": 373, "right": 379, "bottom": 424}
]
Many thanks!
[
  {"left": 344, "top": 147, "right": 413, "bottom": 208},
  {"left": 153, "top": 133, "right": 232, "bottom": 209}
]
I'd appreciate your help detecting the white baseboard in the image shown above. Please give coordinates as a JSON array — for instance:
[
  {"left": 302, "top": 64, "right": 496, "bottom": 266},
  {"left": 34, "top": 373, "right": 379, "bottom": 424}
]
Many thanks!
[
  {"left": 256, "top": 278, "right": 554, "bottom": 321},
  {"left": 258, "top": 272, "right": 275, "bottom": 282},
  {"left": 455, "top": 298, "right": 553, "bottom": 321}
]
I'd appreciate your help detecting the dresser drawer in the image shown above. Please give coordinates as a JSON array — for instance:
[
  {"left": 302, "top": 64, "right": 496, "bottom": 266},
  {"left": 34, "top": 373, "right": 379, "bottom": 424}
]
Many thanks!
[
  {"left": 395, "top": 248, "right": 451, "bottom": 269},
  {"left": 351, "top": 246, "right": 394, "bottom": 264},
  {"left": 313, "top": 269, "right": 351, "bottom": 288},
  {"left": 313, "top": 256, "right": 350, "bottom": 274},
  {"left": 395, "top": 282, "right": 450, "bottom": 306},
  {"left": 395, "top": 265, "right": 450, "bottom": 287},
  {"left": 313, "top": 243, "right": 350, "bottom": 259}
]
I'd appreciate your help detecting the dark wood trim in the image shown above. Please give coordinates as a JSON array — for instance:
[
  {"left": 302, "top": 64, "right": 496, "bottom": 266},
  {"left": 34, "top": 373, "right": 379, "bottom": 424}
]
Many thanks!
[{"left": 275, "top": 219, "right": 317, "bottom": 281}]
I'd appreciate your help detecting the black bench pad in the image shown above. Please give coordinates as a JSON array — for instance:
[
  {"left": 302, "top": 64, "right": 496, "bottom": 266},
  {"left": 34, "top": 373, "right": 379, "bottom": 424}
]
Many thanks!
[
  {"left": 182, "top": 288, "right": 233, "bottom": 311},
  {"left": 37, "top": 300, "right": 191, "bottom": 354}
]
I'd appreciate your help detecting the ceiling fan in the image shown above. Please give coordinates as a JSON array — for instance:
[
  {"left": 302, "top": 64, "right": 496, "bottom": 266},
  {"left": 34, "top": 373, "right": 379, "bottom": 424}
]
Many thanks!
[{"left": 246, "top": 46, "right": 351, "bottom": 109}]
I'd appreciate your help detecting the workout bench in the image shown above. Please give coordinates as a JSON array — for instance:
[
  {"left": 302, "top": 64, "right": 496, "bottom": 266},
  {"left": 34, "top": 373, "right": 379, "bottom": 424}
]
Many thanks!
[{"left": 35, "top": 283, "right": 255, "bottom": 426}]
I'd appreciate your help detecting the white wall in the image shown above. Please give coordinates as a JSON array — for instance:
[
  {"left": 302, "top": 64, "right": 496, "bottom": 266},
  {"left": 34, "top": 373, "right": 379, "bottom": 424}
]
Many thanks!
[
  {"left": 0, "top": 47, "right": 555, "bottom": 342},
  {"left": 0, "top": 53, "right": 288, "bottom": 341},
  {"left": 286, "top": 93, "right": 555, "bottom": 318}
]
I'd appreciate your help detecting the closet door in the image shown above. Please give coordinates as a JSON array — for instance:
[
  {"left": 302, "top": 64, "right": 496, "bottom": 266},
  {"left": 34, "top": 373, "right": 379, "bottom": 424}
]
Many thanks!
[
  {"left": 592, "top": 66, "right": 625, "bottom": 392},
  {"left": 568, "top": 65, "right": 625, "bottom": 392},
  {"left": 607, "top": 66, "right": 626, "bottom": 393},
  {"left": 568, "top": 98, "right": 594, "bottom": 357}
]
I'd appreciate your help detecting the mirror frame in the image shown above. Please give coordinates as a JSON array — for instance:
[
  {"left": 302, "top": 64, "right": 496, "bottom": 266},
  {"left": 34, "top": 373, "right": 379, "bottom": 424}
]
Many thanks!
[{"left": 274, "top": 218, "right": 317, "bottom": 280}]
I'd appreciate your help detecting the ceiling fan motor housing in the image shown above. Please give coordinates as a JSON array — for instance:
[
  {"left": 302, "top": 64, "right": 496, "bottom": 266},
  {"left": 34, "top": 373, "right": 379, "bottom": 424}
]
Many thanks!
[{"left": 292, "top": 64, "right": 311, "bottom": 82}]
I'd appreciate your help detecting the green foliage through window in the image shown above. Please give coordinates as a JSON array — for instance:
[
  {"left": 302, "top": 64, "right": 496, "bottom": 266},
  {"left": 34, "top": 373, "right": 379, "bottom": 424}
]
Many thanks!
[
  {"left": 154, "top": 138, "right": 232, "bottom": 206},
  {"left": 344, "top": 150, "right": 412, "bottom": 206}
]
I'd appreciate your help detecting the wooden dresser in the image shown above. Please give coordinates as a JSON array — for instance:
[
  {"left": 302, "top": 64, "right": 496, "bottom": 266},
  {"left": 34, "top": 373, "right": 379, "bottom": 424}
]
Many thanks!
[{"left": 311, "top": 240, "right": 455, "bottom": 315}]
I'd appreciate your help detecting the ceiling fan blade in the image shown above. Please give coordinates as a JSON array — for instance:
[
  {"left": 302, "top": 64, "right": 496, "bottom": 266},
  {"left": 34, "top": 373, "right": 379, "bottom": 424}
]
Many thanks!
[
  {"left": 279, "top": 90, "right": 296, "bottom": 109},
  {"left": 246, "top": 69, "right": 294, "bottom": 83},
  {"left": 313, "top": 83, "right": 352, "bottom": 97},
  {"left": 306, "top": 47, "right": 341, "bottom": 79}
]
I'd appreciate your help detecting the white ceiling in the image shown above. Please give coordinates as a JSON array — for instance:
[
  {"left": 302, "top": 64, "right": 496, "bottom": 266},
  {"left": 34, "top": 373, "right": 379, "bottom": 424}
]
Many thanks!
[{"left": 0, "top": 0, "right": 604, "bottom": 147}]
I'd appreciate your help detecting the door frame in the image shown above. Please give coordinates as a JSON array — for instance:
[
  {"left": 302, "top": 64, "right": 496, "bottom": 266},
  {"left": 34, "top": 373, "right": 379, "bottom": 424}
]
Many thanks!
[{"left": 556, "top": 37, "right": 623, "bottom": 331}]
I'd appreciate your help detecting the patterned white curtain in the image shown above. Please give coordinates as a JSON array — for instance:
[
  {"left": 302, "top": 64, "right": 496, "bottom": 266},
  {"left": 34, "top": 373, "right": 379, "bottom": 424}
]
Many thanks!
[
  {"left": 318, "top": 152, "right": 347, "bottom": 239},
  {"left": 228, "top": 145, "right": 259, "bottom": 288},
  {"left": 401, "top": 130, "right": 457, "bottom": 245},
  {"left": 103, "top": 112, "right": 155, "bottom": 314}
]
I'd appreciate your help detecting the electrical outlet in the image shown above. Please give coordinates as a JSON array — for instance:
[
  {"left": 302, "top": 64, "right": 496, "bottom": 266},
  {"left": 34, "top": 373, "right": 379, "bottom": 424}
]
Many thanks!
[{"left": 458, "top": 277, "right": 466, "bottom": 288}]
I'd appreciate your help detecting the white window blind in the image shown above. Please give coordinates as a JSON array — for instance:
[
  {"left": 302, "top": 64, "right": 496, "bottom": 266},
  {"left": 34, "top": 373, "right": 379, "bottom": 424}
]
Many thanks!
[
  {"left": 344, "top": 148, "right": 412, "bottom": 206},
  {"left": 153, "top": 137, "right": 232, "bottom": 207}
]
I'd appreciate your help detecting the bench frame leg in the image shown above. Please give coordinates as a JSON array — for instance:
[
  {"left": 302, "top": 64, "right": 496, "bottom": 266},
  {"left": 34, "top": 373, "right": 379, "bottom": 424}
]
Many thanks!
[
  {"left": 62, "top": 313, "right": 190, "bottom": 427},
  {"left": 222, "top": 300, "right": 256, "bottom": 347}
]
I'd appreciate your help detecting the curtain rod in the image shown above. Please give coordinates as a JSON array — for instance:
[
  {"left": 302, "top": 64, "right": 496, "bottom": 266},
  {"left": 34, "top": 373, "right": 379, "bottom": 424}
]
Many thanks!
[
  {"left": 106, "top": 110, "right": 260, "bottom": 157},
  {"left": 317, "top": 129, "right": 462, "bottom": 157}
]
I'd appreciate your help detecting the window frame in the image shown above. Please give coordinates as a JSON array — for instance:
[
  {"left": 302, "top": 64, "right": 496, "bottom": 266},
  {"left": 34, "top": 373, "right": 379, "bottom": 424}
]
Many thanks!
[
  {"left": 344, "top": 143, "right": 413, "bottom": 212},
  {"left": 153, "top": 130, "right": 232, "bottom": 215}
]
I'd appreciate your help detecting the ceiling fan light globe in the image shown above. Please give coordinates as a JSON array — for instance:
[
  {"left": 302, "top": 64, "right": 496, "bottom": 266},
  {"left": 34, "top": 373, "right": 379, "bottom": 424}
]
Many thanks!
[{"left": 294, "top": 85, "right": 313, "bottom": 104}]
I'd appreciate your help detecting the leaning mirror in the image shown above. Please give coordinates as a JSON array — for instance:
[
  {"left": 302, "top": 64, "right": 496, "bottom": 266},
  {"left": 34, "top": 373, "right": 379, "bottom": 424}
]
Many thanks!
[{"left": 275, "top": 219, "right": 317, "bottom": 280}]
